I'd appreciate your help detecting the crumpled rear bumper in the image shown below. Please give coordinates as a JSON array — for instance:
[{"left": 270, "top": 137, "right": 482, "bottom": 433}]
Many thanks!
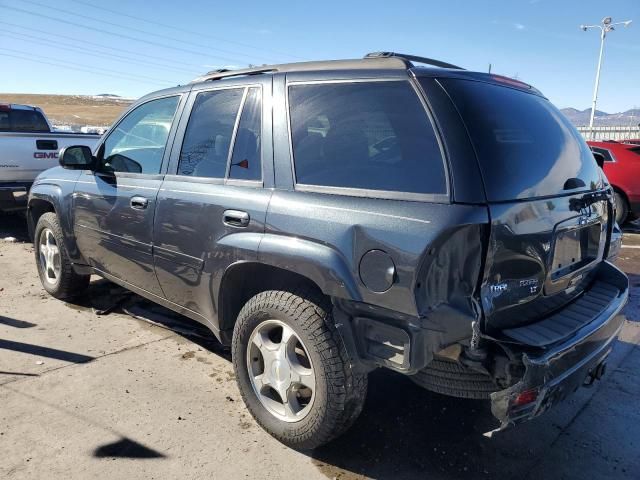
[{"left": 490, "top": 261, "right": 628, "bottom": 427}]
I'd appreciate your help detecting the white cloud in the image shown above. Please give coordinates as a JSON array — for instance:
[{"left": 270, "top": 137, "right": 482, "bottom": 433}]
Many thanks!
[{"left": 514, "top": 23, "right": 526, "bottom": 30}]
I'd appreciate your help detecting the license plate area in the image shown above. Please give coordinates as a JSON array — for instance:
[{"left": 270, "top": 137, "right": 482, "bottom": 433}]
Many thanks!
[{"left": 550, "top": 223, "right": 601, "bottom": 281}]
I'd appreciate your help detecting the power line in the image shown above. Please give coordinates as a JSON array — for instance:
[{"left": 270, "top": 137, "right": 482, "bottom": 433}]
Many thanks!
[
  {"left": 0, "top": 30, "right": 199, "bottom": 75},
  {"left": 0, "top": 48, "right": 177, "bottom": 87},
  {"left": 0, "top": 20, "right": 206, "bottom": 70},
  {"left": 22, "top": 0, "right": 280, "bottom": 64},
  {"left": 7, "top": 0, "right": 278, "bottom": 63},
  {"left": 67, "top": 0, "right": 305, "bottom": 61}
]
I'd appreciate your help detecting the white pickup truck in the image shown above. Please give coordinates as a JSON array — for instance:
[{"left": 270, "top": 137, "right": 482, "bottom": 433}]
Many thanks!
[{"left": 0, "top": 103, "right": 101, "bottom": 212}]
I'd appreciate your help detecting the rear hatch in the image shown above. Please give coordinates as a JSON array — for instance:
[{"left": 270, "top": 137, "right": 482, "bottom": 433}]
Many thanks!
[{"left": 438, "top": 77, "right": 612, "bottom": 333}]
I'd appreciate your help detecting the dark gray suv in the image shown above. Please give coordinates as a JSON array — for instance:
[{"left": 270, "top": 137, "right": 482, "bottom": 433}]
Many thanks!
[{"left": 28, "top": 53, "right": 628, "bottom": 449}]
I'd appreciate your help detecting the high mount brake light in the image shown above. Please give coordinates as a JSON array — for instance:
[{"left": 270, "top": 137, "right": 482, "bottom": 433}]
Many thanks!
[{"left": 490, "top": 74, "right": 532, "bottom": 90}]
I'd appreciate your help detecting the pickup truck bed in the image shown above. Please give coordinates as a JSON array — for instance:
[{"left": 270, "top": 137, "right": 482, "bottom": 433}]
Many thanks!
[{"left": 0, "top": 103, "right": 100, "bottom": 212}]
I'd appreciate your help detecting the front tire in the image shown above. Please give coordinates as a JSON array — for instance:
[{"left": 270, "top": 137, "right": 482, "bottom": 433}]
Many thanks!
[
  {"left": 231, "top": 289, "right": 367, "bottom": 450},
  {"left": 34, "top": 212, "right": 90, "bottom": 300}
]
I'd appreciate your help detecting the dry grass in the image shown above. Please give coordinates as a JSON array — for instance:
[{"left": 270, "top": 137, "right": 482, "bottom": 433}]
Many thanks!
[{"left": 0, "top": 93, "right": 133, "bottom": 127}]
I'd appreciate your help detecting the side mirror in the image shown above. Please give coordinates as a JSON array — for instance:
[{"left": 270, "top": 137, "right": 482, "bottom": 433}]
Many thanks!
[
  {"left": 592, "top": 151, "right": 605, "bottom": 169},
  {"left": 59, "top": 145, "right": 96, "bottom": 170}
]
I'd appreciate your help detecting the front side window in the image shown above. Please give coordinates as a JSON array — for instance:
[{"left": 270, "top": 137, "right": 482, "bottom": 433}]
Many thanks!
[
  {"left": 288, "top": 81, "right": 446, "bottom": 195},
  {"left": 178, "top": 89, "right": 243, "bottom": 178},
  {"left": 101, "top": 96, "right": 179, "bottom": 174}
]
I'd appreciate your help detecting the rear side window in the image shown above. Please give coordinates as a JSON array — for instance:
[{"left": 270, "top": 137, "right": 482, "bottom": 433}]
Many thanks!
[
  {"left": 229, "top": 87, "right": 262, "bottom": 181},
  {"left": 439, "top": 78, "right": 602, "bottom": 201},
  {"left": 591, "top": 147, "right": 614, "bottom": 162},
  {"left": 7, "top": 110, "right": 49, "bottom": 132},
  {"left": 288, "top": 81, "right": 446, "bottom": 195},
  {"left": 178, "top": 89, "right": 243, "bottom": 178}
]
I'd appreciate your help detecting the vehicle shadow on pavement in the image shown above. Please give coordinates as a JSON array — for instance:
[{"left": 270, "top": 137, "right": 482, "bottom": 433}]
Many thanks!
[
  {"left": 66, "top": 277, "right": 230, "bottom": 359},
  {"left": 622, "top": 219, "right": 640, "bottom": 234},
  {"left": 308, "top": 370, "right": 514, "bottom": 479},
  {"left": 0, "top": 213, "right": 29, "bottom": 242},
  {"left": 623, "top": 273, "right": 640, "bottom": 322}
]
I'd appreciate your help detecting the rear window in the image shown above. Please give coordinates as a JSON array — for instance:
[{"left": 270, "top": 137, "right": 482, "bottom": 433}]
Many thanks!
[
  {"left": 591, "top": 146, "right": 614, "bottom": 162},
  {"left": 10, "top": 110, "right": 49, "bottom": 132},
  {"left": 629, "top": 146, "right": 640, "bottom": 156},
  {"left": 288, "top": 81, "right": 446, "bottom": 196},
  {"left": 438, "top": 79, "right": 602, "bottom": 201}
]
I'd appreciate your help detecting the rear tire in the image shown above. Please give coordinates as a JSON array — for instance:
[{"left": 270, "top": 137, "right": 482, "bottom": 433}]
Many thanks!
[
  {"left": 411, "top": 358, "right": 499, "bottom": 400},
  {"left": 34, "top": 212, "right": 90, "bottom": 300},
  {"left": 231, "top": 288, "right": 367, "bottom": 449},
  {"left": 614, "top": 191, "right": 629, "bottom": 225}
]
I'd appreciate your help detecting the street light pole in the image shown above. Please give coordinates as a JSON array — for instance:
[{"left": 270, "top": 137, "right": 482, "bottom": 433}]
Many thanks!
[
  {"left": 580, "top": 17, "right": 632, "bottom": 140},
  {"left": 588, "top": 27, "right": 606, "bottom": 138}
]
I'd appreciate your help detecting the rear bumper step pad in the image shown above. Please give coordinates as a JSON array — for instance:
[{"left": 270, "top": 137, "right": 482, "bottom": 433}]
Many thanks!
[{"left": 502, "top": 277, "right": 621, "bottom": 347}]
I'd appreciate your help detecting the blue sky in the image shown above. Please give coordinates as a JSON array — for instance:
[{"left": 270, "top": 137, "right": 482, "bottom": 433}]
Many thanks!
[{"left": 0, "top": 0, "right": 638, "bottom": 112}]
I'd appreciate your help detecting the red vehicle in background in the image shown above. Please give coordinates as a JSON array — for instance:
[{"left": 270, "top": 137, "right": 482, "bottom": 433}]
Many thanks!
[{"left": 588, "top": 140, "right": 640, "bottom": 224}]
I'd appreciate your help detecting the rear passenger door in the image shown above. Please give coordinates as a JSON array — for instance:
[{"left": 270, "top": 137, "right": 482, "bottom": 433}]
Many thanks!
[{"left": 153, "top": 79, "right": 273, "bottom": 329}]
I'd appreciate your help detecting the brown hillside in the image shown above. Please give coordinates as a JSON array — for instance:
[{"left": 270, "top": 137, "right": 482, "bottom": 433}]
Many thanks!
[{"left": 0, "top": 93, "right": 134, "bottom": 127}]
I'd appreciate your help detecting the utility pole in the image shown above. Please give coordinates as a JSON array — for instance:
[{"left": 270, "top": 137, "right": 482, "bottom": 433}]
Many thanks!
[{"left": 580, "top": 17, "right": 632, "bottom": 140}]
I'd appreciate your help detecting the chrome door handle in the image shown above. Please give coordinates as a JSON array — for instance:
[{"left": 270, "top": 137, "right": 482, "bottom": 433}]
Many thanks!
[
  {"left": 130, "top": 196, "right": 149, "bottom": 210},
  {"left": 223, "top": 209, "right": 250, "bottom": 227}
]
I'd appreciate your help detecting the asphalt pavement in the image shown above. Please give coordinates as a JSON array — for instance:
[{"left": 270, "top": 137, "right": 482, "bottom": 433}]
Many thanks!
[{"left": 1, "top": 214, "right": 639, "bottom": 480}]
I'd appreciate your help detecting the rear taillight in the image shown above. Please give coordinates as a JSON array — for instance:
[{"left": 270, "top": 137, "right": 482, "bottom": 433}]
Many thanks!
[
  {"left": 0, "top": 104, "right": 11, "bottom": 112},
  {"left": 513, "top": 388, "right": 539, "bottom": 407}
]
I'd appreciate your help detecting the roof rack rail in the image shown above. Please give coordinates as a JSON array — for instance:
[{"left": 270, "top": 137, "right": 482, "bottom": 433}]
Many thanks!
[
  {"left": 364, "top": 52, "right": 464, "bottom": 70},
  {"left": 191, "top": 66, "right": 277, "bottom": 83}
]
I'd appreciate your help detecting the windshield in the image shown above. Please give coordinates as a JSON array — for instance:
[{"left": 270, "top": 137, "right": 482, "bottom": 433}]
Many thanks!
[{"left": 436, "top": 78, "right": 602, "bottom": 202}]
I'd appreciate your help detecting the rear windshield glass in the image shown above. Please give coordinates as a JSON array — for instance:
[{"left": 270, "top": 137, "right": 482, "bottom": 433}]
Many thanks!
[
  {"left": 10, "top": 110, "right": 49, "bottom": 132},
  {"left": 437, "top": 79, "right": 601, "bottom": 201},
  {"left": 289, "top": 81, "right": 446, "bottom": 195}
]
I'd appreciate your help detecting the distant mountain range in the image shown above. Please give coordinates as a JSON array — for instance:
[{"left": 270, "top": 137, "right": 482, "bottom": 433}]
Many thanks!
[{"left": 561, "top": 108, "right": 640, "bottom": 127}]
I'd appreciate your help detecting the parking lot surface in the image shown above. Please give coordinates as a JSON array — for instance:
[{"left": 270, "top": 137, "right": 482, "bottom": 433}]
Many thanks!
[{"left": 1, "top": 214, "right": 639, "bottom": 480}]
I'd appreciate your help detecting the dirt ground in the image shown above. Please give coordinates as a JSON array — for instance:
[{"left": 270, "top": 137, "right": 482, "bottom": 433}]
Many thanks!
[{"left": 1, "top": 214, "right": 639, "bottom": 480}]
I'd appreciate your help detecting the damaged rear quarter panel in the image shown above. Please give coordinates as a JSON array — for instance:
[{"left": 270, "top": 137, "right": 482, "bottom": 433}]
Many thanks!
[{"left": 264, "top": 190, "right": 489, "bottom": 364}]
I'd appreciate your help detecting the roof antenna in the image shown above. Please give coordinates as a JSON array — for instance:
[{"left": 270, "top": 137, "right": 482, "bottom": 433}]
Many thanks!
[{"left": 488, "top": 63, "right": 492, "bottom": 73}]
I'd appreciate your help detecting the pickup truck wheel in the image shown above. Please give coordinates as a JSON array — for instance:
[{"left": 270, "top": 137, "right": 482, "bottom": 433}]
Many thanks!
[
  {"left": 232, "top": 289, "right": 367, "bottom": 450},
  {"left": 34, "top": 212, "right": 89, "bottom": 300}
]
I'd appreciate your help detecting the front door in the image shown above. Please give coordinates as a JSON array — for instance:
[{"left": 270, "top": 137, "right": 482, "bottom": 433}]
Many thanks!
[
  {"left": 153, "top": 81, "right": 273, "bottom": 328},
  {"left": 72, "top": 94, "right": 182, "bottom": 296}
]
